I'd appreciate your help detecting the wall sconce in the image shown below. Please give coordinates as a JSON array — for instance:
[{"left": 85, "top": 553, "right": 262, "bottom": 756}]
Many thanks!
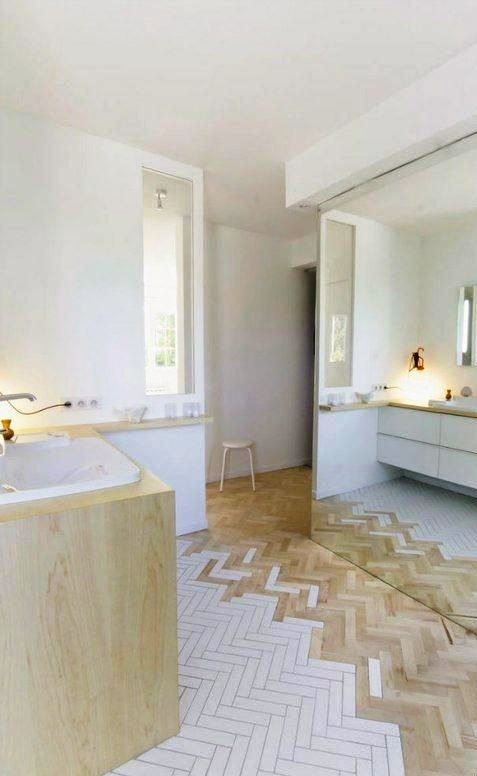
[{"left": 409, "top": 346, "right": 425, "bottom": 372}]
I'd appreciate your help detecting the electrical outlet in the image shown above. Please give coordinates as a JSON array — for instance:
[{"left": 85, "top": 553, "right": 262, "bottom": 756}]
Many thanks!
[{"left": 63, "top": 396, "right": 102, "bottom": 410}]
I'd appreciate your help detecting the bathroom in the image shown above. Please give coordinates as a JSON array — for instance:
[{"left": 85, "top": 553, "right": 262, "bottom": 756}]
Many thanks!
[
  {"left": 312, "top": 138, "right": 477, "bottom": 632},
  {"left": 3, "top": 4, "right": 477, "bottom": 776}
]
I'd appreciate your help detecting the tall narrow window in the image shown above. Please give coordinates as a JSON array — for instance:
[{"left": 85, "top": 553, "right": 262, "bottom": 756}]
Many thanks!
[{"left": 143, "top": 169, "right": 194, "bottom": 395}]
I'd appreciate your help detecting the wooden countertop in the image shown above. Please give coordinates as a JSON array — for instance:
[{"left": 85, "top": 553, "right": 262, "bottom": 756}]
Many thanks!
[
  {"left": 388, "top": 401, "right": 477, "bottom": 419},
  {"left": 0, "top": 415, "right": 212, "bottom": 523},
  {"left": 319, "top": 401, "right": 389, "bottom": 412},
  {"left": 16, "top": 413, "right": 213, "bottom": 436},
  {"left": 319, "top": 400, "right": 477, "bottom": 420}
]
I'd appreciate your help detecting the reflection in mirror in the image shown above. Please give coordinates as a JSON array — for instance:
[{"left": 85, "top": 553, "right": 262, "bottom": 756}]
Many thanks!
[
  {"left": 143, "top": 169, "right": 194, "bottom": 395},
  {"left": 312, "top": 140, "right": 477, "bottom": 636},
  {"left": 457, "top": 285, "right": 477, "bottom": 366},
  {"left": 323, "top": 221, "right": 355, "bottom": 388}
]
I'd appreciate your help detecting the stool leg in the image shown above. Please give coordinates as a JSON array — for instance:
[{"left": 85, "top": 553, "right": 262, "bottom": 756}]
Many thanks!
[
  {"left": 219, "top": 447, "right": 228, "bottom": 492},
  {"left": 247, "top": 446, "right": 256, "bottom": 491}
]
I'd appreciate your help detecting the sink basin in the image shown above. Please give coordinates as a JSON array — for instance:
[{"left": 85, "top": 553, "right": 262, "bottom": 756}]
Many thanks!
[
  {"left": 428, "top": 398, "right": 477, "bottom": 411},
  {"left": 0, "top": 435, "right": 141, "bottom": 504}
]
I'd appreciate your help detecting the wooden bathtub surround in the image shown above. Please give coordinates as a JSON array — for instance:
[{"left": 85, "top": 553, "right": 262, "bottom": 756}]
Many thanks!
[{"left": 0, "top": 432, "right": 179, "bottom": 776}]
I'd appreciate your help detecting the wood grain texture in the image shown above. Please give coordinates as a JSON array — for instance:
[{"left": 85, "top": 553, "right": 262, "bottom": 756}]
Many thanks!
[
  {"left": 319, "top": 399, "right": 477, "bottom": 420},
  {"left": 0, "top": 489, "right": 179, "bottom": 776},
  {"left": 205, "top": 468, "right": 477, "bottom": 776},
  {"left": 16, "top": 414, "right": 213, "bottom": 436},
  {"left": 311, "top": 496, "right": 477, "bottom": 632},
  {"left": 319, "top": 401, "right": 388, "bottom": 411}
]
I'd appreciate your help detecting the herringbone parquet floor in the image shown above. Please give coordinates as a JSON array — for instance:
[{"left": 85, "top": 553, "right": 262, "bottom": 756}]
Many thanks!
[
  {"left": 111, "top": 468, "right": 477, "bottom": 776},
  {"left": 312, "top": 488, "right": 477, "bottom": 633}
]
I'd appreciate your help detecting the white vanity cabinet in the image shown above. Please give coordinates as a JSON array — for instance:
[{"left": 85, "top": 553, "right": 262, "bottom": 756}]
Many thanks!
[
  {"left": 440, "top": 414, "right": 477, "bottom": 454},
  {"left": 377, "top": 406, "right": 477, "bottom": 489},
  {"left": 378, "top": 407, "right": 440, "bottom": 445},
  {"left": 377, "top": 433, "right": 440, "bottom": 477}
]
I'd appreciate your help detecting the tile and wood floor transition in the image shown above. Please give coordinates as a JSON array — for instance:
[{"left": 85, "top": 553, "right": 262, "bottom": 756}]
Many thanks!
[
  {"left": 109, "top": 468, "right": 477, "bottom": 776},
  {"left": 313, "top": 477, "right": 477, "bottom": 632}
]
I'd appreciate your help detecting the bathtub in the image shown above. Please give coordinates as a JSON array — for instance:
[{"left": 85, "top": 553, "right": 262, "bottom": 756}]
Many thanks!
[{"left": 0, "top": 434, "right": 141, "bottom": 504}]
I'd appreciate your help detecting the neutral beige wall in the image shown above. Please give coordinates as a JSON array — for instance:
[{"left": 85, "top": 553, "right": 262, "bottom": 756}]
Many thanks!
[
  {"left": 0, "top": 109, "right": 204, "bottom": 425},
  {"left": 205, "top": 223, "right": 315, "bottom": 482},
  {"left": 419, "top": 215, "right": 477, "bottom": 397}
]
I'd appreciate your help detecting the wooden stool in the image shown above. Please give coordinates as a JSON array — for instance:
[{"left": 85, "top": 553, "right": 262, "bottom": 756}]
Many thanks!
[{"left": 219, "top": 439, "right": 256, "bottom": 492}]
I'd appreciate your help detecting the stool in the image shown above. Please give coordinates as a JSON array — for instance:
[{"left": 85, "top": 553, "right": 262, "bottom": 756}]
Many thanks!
[{"left": 219, "top": 439, "right": 255, "bottom": 492}]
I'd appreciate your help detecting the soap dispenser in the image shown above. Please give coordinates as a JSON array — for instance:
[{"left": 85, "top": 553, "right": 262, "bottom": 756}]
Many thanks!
[{"left": 445, "top": 388, "right": 452, "bottom": 401}]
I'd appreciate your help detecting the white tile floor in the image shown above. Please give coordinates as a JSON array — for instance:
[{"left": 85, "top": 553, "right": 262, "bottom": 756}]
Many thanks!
[
  {"left": 109, "top": 542, "right": 405, "bottom": 776},
  {"left": 335, "top": 476, "right": 477, "bottom": 560}
]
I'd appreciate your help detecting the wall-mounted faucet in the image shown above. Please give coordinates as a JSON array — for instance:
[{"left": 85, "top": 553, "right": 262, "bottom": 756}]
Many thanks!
[{"left": 0, "top": 393, "right": 36, "bottom": 403}]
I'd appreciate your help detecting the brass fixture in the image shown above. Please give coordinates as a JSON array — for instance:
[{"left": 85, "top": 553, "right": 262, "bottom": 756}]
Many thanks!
[
  {"left": 1, "top": 419, "right": 14, "bottom": 440},
  {"left": 409, "top": 346, "right": 425, "bottom": 372}
]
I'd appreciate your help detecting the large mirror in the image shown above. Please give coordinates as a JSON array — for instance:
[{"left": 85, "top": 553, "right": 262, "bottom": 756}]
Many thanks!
[{"left": 312, "top": 140, "right": 477, "bottom": 634}]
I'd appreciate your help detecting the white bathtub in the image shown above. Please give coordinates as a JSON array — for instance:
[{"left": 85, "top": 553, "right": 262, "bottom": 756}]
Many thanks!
[{"left": 0, "top": 434, "right": 141, "bottom": 504}]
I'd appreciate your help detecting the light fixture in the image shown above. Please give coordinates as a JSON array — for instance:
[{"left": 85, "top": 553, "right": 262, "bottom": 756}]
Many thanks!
[
  {"left": 409, "top": 346, "right": 425, "bottom": 372},
  {"left": 155, "top": 188, "right": 167, "bottom": 209}
]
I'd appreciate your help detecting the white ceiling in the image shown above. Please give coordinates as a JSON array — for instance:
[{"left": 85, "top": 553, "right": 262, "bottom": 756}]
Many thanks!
[
  {"left": 342, "top": 144, "right": 477, "bottom": 235},
  {"left": 2, "top": 0, "right": 477, "bottom": 238}
]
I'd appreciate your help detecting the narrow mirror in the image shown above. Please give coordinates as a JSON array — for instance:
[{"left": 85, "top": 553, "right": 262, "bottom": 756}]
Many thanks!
[{"left": 457, "top": 285, "right": 477, "bottom": 366}]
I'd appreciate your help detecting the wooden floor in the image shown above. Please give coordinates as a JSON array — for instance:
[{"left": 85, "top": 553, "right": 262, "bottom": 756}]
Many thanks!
[
  {"left": 312, "top": 495, "right": 477, "bottom": 634},
  {"left": 195, "top": 467, "right": 477, "bottom": 776}
]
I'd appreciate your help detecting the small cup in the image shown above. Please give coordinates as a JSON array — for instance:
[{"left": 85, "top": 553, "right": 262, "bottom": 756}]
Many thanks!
[{"left": 165, "top": 402, "right": 177, "bottom": 419}]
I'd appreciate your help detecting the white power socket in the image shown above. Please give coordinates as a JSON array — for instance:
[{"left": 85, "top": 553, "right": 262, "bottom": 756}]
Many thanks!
[
  {"left": 63, "top": 396, "right": 102, "bottom": 410},
  {"left": 372, "top": 384, "right": 386, "bottom": 392}
]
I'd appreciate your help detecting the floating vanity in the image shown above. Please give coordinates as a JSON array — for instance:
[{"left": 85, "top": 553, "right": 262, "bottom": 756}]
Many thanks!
[
  {"left": 377, "top": 403, "right": 477, "bottom": 489},
  {"left": 317, "top": 400, "right": 477, "bottom": 498},
  {"left": 0, "top": 424, "right": 180, "bottom": 776}
]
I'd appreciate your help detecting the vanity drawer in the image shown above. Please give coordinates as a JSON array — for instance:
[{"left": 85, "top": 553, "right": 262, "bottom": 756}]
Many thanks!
[
  {"left": 377, "top": 433, "right": 439, "bottom": 476},
  {"left": 378, "top": 407, "right": 441, "bottom": 444},
  {"left": 438, "top": 447, "right": 477, "bottom": 489},
  {"left": 440, "top": 414, "right": 477, "bottom": 454}
]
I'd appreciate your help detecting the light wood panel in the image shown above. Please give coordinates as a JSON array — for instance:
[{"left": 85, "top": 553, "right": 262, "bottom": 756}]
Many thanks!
[
  {"left": 319, "top": 401, "right": 388, "bottom": 411},
  {"left": 320, "top": 398, "right": 477, "bottom": 420},
  {"left": 0, "top": 489, "right": 179, "bottom": 776},
  {"left": 16, "top": 414, "right": 213, "bottom": 436},
  {"left": 204, "top": 468, "right": 477, "bottom": 776}
]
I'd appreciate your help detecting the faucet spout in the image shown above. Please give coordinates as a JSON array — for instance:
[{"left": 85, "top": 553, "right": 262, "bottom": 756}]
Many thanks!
[{"left": 0, "top": 393, "right": 36, "bottom": 402}]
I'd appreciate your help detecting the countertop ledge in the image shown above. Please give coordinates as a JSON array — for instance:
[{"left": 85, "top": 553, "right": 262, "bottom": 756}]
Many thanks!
[
  {"left": 17, "top": 413, "right": 213, "bottom": 436},
  {"left": 319, "top": 401, "right": 477, "bottom": 419},
  {"left": 319, "top": 401, "right": 388, "bottom": 412}
]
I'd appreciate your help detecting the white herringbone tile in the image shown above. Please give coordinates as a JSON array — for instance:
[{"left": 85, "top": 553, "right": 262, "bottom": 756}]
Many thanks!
[{"left": 113, "top": 542, "right": 405, "bottom": 776}]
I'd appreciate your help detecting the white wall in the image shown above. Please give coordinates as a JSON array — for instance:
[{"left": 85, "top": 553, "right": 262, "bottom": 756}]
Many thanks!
[
  {"left": 286, "top": 43, "right": 477, "bottom": 208},
  {"left": 319, "top": 210, "right": 422, "bottom": 401},
  {"left": 0, "top": 109, "right": 207, "bottom": 535},
  {"left": 316, "top": 409, "right": 398, "bottom": 499},
  {"left": 0, "top": 109, "right": 204, "bottom": 425},
  {"left": 290, "top": 231, "right": 317, "bottom": 269},
  {"left": 419, "top": 216, "right": 477, "bottom": 396},
  {"left": 314, "top": 211, "right": 422, "bottom": 498},
  {"left": 205, "top": 223, "right": 315, "bottom": 482},
  {"left": 104, "top": 426, "right": 206, "bottom": 535}
]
